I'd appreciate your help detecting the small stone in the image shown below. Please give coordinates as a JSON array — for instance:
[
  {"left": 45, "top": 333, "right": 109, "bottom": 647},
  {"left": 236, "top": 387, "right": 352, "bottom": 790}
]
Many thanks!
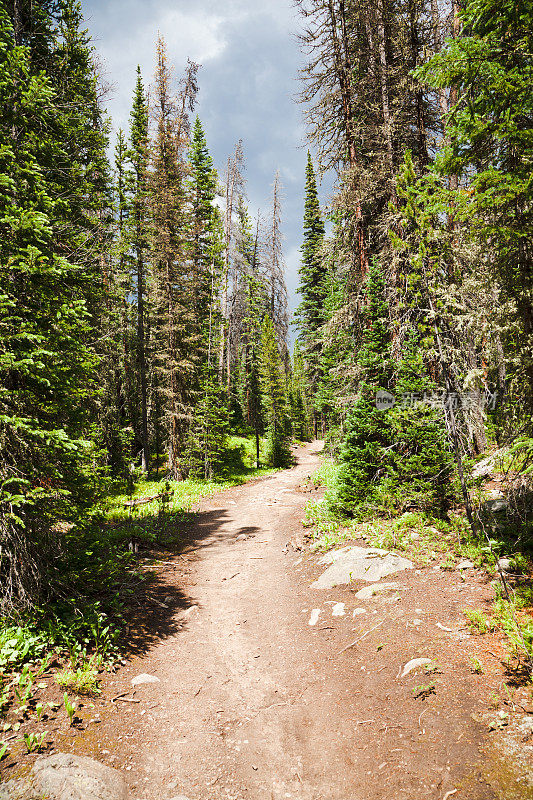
[
  {"left": 235, "top": 534, "right": 247, "bottom": 541},
  {"left": 352, "top": 608, "right": 367, "bottom": 616},
  {"left": 131, "top": 673, "right": 160, "bottom": 686},
  {"left": 457, "top": 560, "right": 474, "bottom": 570},
  {"left": 308, "top": 608, "right": 321, "bottom": 626},
  {"left": 332, "top": 602, "right": 345, "bottom": 617},
  {"left": 400, "top": 658, "right": 432, "bottom": 678}
]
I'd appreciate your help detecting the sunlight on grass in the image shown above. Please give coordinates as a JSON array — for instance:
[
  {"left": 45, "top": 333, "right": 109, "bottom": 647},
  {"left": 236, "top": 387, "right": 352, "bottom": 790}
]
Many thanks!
[{"left": 102, "top": 435, "right": 275, "bottom": 523}]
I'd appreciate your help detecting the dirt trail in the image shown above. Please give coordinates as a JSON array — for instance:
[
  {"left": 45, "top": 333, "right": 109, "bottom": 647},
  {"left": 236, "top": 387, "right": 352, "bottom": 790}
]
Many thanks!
[{"left": 75, "top": 443, "right": 530, "bottom": 800}]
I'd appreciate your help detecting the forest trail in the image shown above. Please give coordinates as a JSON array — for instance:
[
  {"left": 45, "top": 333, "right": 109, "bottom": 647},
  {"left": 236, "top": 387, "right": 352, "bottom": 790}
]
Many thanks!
[{"left": 74, "top": 443, "right": 527, "bottom": 800}]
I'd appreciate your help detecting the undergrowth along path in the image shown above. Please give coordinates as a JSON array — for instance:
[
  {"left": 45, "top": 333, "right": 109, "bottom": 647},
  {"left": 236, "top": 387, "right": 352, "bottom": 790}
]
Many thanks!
[{"left": 64, "top": 443, "right": 530, "bottom": 800}]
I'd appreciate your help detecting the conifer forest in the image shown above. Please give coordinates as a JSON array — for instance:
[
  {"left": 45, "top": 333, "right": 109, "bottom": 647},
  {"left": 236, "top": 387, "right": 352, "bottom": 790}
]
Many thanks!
[{"left": 0, "top": 0, "right": 533, "bottom": 793}]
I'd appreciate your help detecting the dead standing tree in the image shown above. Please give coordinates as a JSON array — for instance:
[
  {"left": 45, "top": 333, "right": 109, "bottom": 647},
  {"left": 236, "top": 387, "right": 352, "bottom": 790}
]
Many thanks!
[{"left": 150, "top": 37, "right": 200, "bottom": 479}]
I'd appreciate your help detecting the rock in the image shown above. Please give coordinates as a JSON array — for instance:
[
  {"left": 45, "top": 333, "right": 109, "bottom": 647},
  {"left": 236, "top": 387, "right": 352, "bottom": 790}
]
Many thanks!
[
  {"left": 311, "top": 546, "right": 412, "bottom": 589},
  {"left": 131, "top": 673, "right": 160, "bottom": 686},
  {"left": 497, "top": 557, "right": 512, "bottom": 572},
  {"left": 517, "top": 716, "right": 533, "bottom": 739},
  {"left": 331, "top": 602, "right": 345, "bottom": 616},
  {"left": 0, "top": 754, "right": 129, "bottom": 800},
  {"left": 472, "top": 455, "right": 496, "bottom": 479},
  {"left": 168, "top": 796, "right": 193, "bottom": 800},
  {"left": 287, "top": 534, "right": 304, "bottom": 551},
  {"left": 308, "top": 608, "right": 321, "bottom": 626},
  {"left": 0, "top": 776, "right": 33, "bottom": 800},
  {"left": 235, "top": 533, "right": 248, "bottom": 541},
  {"left": 352, "top": 607, "right": 367, "bottom": 616},
  {"left": 457, "top": 560, "right": 474, "bottom": 570},
  {"left": 400, "top": 658, "right": 432, "bottom": 678},
  {"left": 484, "top": 496, "right": 508, "bottom": 513},
  {"left": 354, "top": 582, "right": 400, "bottom": 600}
]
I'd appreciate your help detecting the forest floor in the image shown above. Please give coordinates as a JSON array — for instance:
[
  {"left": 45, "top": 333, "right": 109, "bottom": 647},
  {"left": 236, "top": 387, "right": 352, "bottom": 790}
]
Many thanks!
[{"left": 2, "top": 442, "right": 533, "bottom": 800}]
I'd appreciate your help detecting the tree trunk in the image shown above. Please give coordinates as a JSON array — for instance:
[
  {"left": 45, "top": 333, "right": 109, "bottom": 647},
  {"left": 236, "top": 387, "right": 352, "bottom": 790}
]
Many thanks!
[
  {"left": 376, "top": 0, "right": 395, "bottom": 186},
  {"left": 408, "top": 0, "right": 428, "bottom": 167},
  {"left": 137, "top": 251, "right": 150, "bottom": 473}
]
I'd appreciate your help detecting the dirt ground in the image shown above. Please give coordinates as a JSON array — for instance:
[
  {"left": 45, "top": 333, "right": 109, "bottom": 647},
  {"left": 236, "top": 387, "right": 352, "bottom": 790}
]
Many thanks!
[{"left": 6, "top": 442, "right": 533, "bottom": 799}]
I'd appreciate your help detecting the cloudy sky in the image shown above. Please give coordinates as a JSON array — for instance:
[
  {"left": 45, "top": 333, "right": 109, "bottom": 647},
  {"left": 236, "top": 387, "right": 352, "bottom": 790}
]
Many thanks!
[{"left": 81, "top": 0, "right": 334, "bottom": 328}]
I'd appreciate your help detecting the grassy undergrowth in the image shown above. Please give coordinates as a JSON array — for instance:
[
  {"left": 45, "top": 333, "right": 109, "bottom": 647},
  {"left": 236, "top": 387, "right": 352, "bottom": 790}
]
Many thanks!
[{"left": 306, "top": 456, "right": 533, "bottom": 674}]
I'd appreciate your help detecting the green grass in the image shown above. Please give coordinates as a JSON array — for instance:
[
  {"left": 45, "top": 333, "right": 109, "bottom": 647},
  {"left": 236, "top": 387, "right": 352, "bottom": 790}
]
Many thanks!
[
  {"left": 55, "top": 658, "right": 100, "bottom": 696},
  {"left": 103, "top": 434, "right": 273, "bottom": 525}
]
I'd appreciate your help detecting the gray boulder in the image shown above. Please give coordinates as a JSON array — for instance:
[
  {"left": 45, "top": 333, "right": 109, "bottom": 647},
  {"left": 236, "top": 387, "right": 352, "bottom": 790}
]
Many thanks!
[
  {"left": 0, "top": 753, "right": 129, "bottom": 800},
  {"left": 312, "top": 546, "right": 412, "bottom": 589}
]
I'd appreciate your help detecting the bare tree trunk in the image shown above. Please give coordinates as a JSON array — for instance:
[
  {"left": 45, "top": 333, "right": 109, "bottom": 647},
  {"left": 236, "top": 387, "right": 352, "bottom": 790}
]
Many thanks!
[
  {"left": 448, "top": 0, "right": 461, "bottom": 196},
  {"left": 408, "top": 0, "right": 428, "bottom": 167},
  {"left": 376, "top": 0, "right": 395, "bottom": 187},
  {"left": 431, "top": 0, "right": 449, "bottom": 122},
  {"left": 137, "top": 251, "right": 150, "bottom": 473}
]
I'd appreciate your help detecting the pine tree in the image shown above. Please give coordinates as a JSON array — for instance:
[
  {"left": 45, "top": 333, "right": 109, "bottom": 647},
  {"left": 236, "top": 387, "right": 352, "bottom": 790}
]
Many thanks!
[
  {"left": 150, "top": 40, "right": 199, "bottom": 479},
  {"left": 334, "top": 261, "right": 393, "bottom": 513},
  {"left": 289, "top": 341, "right": 310, "bottom": 441},
  {"left": 260, "top": 317, "right": 292, "bottom": 468},
  {"left": 240, "top": 273, "right": 266, "bottom": 466},
  {"left": 417, "top": 0, "right": 533, "bottom": 418},
  {"left": 186, "top": 116, "right": 229, "bottom": 477},
  {"left": 189, "top": 116, "right": 219, "bottom": 329},
  {"left": 0, "top": 7, "right": 97, "bottom": 609},
  {"left": 127, "top": 66, "right": 151, "bottom": 471},
  {"left": 295, "top": 152, "right": 326, "bottom": 427}
]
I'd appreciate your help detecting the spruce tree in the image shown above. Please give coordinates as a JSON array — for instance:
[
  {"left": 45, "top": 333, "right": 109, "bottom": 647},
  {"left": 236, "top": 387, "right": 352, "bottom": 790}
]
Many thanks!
[
  {"left": 295, "top": 152, "right": 326, "bottom": 429},
  {"left": 186, "top": 117, "right": 229, "bottom": 477},
  {"left": 0, "top": 7, "right": 96, "bottom": 608},
  {"left": 260, "top": 317, "right": 292, "bottom": 468},
  {"left": 334, "top": 261, "right": 393, "bottom": 513},
  {"left": 417, "top": 0, "right": 533, "bottom": 417},
  {"left": 150, "top": 40, "right": 199, "bottom": 479},
  {"left": 127, "top": 66, "right": 151, "bottom": 471}
]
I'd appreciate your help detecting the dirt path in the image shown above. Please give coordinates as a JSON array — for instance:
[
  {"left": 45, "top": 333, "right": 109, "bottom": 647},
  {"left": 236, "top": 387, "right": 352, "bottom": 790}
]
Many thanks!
[{"left": 73, "top": 443, "right": 531, "bottom": 800}]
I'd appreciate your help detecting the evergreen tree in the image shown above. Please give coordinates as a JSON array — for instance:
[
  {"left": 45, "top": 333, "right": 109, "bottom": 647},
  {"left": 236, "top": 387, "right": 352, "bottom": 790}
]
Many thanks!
[
  {"left": 334, "top": 261, "right": 393, "bottom": 513},
  {"left": 260, "top": 317, "right": 292, "bottom": 468},
  {"left": 127, "top": 66, "right": 151, "bottom": 471},
  {"left": 189, "top": 115, "right": 219, "bottom": 330},
  {"left": 0, "top": 7, "right": 97, "bottom": 608},
  {"left": 387, "top": 331, "right": 457, "bottom": 514},
  {"left": 240, "top": 273, "right": 266, "bottom": 466},
  {"left": 150, "top": 40, "right": 199, "bottom": 479},
  {"left": 295, "top": 152, "right": 326, "bottom": 428},
  {"left": 289, "top": 341, "right": 310, "bottom": 441},
  {"left": 186, "top": 117, "right": 229, "bottom": 477},
  {"left": 417, "top": 0, "right": 533, "bottom": 418}
]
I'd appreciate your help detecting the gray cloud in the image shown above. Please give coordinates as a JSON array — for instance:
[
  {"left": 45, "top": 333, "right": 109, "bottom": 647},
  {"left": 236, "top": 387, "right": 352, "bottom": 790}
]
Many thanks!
[{"left": 83, "top": 0, "right": 334, "bottom": 335}]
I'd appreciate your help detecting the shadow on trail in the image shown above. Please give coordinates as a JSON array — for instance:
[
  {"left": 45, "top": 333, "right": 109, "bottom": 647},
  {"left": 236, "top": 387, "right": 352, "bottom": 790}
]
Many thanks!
[{"left": 121, "top": 506, "right": 260, "bottom": 659}]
